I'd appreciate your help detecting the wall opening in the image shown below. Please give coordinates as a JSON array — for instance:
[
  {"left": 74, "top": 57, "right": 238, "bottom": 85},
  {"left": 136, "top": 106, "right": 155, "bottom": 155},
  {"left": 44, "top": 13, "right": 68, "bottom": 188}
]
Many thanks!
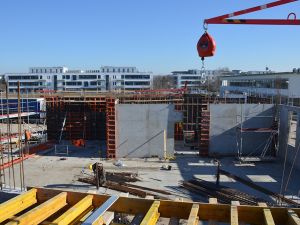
[{"left": 288, "top": 111, "right": 297, "bottom": 147}]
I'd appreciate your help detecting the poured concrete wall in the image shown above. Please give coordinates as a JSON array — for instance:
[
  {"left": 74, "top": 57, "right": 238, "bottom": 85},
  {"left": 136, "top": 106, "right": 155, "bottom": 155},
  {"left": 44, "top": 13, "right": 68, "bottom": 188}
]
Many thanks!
[
  {"left": 209, "top": 104, "right": 274, "bottom": 156},
  {"left": 278, "top": 105, "right": 300, "bottom": 171},
  {"left": 116, "top": 104, "right": 182, "bottom": 158}
]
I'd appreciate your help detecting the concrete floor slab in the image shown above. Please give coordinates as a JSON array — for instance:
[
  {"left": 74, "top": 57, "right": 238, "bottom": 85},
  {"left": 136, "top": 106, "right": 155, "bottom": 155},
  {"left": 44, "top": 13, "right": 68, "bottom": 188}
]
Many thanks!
[
  {"left": 1, "top": 143, "right": 300, "bottom": 204},
  {"left": 246, "top": 175, "right": 277, "bottom": 183},
  {"left": 194, "top": 175, "right": 236, "bottom": 182}
]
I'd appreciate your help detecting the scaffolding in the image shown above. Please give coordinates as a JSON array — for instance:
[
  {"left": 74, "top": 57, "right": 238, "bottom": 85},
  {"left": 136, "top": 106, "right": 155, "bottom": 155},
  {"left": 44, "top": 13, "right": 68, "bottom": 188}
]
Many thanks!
[
  {"left": 236, "top": 104, "right": 279, "bottom": 162},
  {"left": 0, "top": 83, "right": 48, "bottom": 191}
]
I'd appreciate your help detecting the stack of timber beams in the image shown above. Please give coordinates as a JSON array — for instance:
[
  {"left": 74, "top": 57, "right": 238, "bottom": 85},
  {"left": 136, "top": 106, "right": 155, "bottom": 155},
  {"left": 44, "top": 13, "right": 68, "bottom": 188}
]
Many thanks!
[{"left": 0, "top": 187, "right": 300, "bottom": 224}]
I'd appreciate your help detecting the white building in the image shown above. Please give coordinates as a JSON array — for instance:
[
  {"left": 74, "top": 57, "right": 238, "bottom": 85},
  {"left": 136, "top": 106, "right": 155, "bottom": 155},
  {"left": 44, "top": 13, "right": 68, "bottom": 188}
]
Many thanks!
[
  {"left": 220, "top": 70, "right": 300, "bottom": 98},
  {"left": 172, "top": 69, "right": 219, "bottom": 89},
  {"left": 5, "top": 66, "right": 153, "bottom": 92}
]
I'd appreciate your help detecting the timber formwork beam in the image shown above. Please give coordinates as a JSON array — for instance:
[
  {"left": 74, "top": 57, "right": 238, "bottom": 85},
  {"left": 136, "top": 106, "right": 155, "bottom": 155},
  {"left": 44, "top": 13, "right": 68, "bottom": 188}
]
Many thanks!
[{"left": 0, "top": 187, "right": 300, "bottom": 225}]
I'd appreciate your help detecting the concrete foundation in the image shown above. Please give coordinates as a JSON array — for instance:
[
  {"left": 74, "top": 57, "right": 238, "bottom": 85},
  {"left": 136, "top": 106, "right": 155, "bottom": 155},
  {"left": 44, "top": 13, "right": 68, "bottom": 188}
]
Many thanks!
[
  {"left": 116, "top": 104, "right": 182, "bottom": 158},
  {"left": 209, "top": 104, "right": 275, "bottom": 156}
]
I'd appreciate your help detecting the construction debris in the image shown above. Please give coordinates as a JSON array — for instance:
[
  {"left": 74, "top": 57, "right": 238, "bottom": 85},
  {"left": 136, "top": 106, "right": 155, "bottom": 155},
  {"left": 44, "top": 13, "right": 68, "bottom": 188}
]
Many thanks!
[
  {"left": 113, "top": 159, "right": 125, "bottom": 167},
  {"left": 181, "top": 178, "right": 269, "bottom": 205},
  {"left": 79, "top": 162, "right": 170, "bottom": 199},
  {"left": 106, "top": 171, "right": 140, "bottom": 183},
  {"left": 78, "top": 177, "right": 170, "bottom": 199},
  {"left": 161, "top": 164, "right": 172, "bottom": 170},
  {"left": 219, "top": 169, "right": 300, "bottom": 207}
]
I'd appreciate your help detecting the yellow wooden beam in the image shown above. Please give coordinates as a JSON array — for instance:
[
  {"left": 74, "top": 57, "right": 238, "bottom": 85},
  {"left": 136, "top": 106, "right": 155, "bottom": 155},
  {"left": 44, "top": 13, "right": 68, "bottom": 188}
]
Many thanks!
[
  {"left": 231, "top": 205, "right": 238, "bottom": 225},
  {"left": 69, "top": 206, "right": 94, "bottom": 225},
  {"left": 140, "top": 201, "right": 160, "bottom": 225},
  {"left": 287, "top": 210, "right": 300, "bottom": 225},
  {"left": 187, "top": 204, "right": 199, "bottom": 225},
  {"left": 0, "top": 188, "right": 37, "bottom": 223},
  {"left": 6, "top": 192, "right": 67, "bottom": 225},
  {"left": 258, "top": 203, "right": 275, "bottom": 225},
  {"left": 52, "top": 195, "right": 93, "bottom": 225}
]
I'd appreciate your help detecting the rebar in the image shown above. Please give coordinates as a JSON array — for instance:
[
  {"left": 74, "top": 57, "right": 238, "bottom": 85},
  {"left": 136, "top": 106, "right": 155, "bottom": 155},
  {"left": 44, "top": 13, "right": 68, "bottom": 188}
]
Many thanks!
[
  {"left": 18, "top": 82, "right": 25, "bottom": 190},
  {"left": 5, "top": 83, "right": 16, "bottom": 189}
]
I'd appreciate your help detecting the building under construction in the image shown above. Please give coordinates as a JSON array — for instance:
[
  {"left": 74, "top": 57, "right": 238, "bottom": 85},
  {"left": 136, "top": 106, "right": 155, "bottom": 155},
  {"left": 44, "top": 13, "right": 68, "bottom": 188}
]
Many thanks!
[
  {"left": 42, "top": 92, "right": 280, "bottom": 159},
  {"left": 0, "top": 87, "right": 299, "bottom": 224},
  {"left": 1, "top": 0, "right": 300, "bottom": 223}
]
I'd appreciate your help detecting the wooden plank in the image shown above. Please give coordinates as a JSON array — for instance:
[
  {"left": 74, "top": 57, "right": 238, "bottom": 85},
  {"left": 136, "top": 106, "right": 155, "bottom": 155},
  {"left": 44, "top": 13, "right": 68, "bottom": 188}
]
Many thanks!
[
  {"left": 82, "top": 195, "right": 119, "bottom": 225},
  {"left": 287, "top": 210, "right": 300, "bottom": 225},
  {"left": 187, "top": 204, "right": 199, "bottom": 225},
  {"left": 140, "top": 201, "right": 160, "bottom": 225},
  {"left": 6, "top": 192, "right": 67, "bottom": 225},
  {"left": 258, "top": 203, "right": 275, "bottom": 225},
  {"left": 230, "top": 205, "right": 238, "bottom": 225},
  {"left": 0, "top": 189, "right": 37, "bottom": 223},
  {"left": 52, "top": 195, "right": 93, "bottom": 225}
]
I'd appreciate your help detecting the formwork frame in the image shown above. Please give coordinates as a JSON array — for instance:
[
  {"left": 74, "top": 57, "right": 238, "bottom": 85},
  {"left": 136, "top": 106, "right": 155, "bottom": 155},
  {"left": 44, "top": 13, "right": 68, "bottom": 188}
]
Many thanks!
[
  {"left": 182, "top": 94, "right": 210, "bottom": 156},
  {"left": 0, "top": 187, "right": 300, "bottom": 225},
  {"left": 45, "top": 96, "right": 109, "bottom": 154},
  {"left": 45, "top": 92, "right": 278, "bottom": 159},
  {"left": 46, "top": 93, "right": 185, "bottom": 159}
]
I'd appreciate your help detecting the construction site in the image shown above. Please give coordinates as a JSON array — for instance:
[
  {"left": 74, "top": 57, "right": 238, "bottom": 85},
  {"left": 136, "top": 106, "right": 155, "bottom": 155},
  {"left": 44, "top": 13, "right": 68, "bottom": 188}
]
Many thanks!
[
  {"left": 1, "top": 0, "right": 300, "bottom": 224},
  {"left": 0, "top": 88, "right": 300, "bottom": 224}
]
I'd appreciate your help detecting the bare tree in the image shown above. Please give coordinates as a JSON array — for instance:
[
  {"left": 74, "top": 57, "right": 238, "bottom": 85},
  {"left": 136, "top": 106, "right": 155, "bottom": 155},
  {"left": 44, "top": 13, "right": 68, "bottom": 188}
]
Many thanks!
[{"left": 153, "top": 75, "right": 176, "bottom": 89}]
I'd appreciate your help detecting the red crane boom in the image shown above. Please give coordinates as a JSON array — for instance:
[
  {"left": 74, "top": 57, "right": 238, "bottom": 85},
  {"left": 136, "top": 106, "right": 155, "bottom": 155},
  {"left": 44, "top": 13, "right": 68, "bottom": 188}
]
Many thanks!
[
  {"left": 204, "top": 0, "right": 300, "bottom": 26},
  {"left": 198, "top": 0, "right": 300, "bottom": 60}
]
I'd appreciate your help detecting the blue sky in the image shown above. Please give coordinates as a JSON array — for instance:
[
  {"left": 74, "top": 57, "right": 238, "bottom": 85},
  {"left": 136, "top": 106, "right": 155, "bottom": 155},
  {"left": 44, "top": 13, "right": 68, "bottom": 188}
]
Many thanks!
[{"left": 0, "top": 0, "right": 299, "bottom": 74}]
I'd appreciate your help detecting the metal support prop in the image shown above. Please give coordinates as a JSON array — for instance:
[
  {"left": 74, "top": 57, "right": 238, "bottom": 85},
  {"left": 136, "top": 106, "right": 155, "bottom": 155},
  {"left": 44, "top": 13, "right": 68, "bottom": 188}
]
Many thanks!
[{"left": 82, "top": 195, "right": 119, "bottom": 225}]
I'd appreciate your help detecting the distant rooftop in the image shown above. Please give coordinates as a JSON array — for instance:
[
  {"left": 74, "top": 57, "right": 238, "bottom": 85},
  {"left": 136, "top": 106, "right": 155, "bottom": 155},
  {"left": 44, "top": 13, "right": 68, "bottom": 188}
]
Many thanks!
[{"left": 220, "top": 71, "right": 300, "bottom": 78}]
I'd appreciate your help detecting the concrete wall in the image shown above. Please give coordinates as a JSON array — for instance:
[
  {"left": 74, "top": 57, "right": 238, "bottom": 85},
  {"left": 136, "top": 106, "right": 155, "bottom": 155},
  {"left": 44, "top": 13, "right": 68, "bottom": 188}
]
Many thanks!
[
  {"left": 116, "top": 104, "right": 182, "bottom": 158},
  {"left": 278, "top": 105, "right": 300, "bottom": 171},
  {"left": 209, "top": 104, "right": 274, "bottom": 156}
]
